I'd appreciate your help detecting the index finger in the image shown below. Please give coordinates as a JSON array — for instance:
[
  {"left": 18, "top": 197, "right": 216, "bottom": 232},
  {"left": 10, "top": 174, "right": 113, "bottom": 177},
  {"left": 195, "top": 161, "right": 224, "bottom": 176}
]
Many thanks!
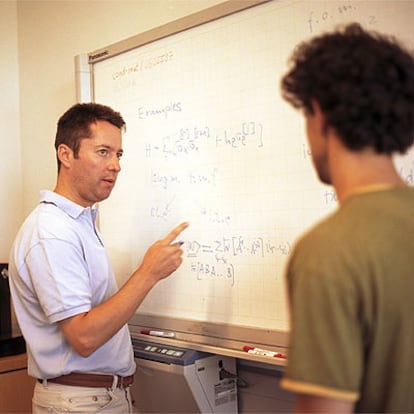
[{"left": 162, "top": 222, "right": 189, "bottom": 245}]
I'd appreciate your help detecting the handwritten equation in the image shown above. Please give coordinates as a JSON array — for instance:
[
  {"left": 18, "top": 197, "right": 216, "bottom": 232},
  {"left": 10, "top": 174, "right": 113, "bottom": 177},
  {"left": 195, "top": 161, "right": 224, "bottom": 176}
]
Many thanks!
[
  {"left": 399, "top": 167, "right": 414, "bottom": 184},
  {"left": 185, "top": 236, "right": 291, "bottom": 286},
  {"left": 307, "top": 3, "right": 377, "bottom": 34},
  {"left": 145, "top": 121, "right": 264, "bottom": 159},
  {"left": 151, "top": 167, "right": 218, "bottom": 191},
  {"left": 190, "top": 261, "right": 235, "bottom": 286},
  {"left": 112, "top": 50, "right": 174, "bottom": 80}
]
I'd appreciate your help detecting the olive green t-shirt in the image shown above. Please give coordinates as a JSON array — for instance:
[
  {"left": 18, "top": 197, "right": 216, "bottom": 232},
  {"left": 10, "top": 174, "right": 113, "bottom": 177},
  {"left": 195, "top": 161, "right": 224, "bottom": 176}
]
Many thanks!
[{"left": 281, "top": 187, "right": 414, "bottom": 412}]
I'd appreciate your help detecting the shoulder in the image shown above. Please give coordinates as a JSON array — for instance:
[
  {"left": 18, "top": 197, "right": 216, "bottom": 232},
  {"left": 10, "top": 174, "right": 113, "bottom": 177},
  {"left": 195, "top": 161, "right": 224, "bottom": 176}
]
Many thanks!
[
  {"left": 291, "top": 187, "right": 414, "bottom": 256},
  {"left": 21, "top": 190, "right": 89, "bottom": 240},
  {"left": 291, "top": 208, "right": 347, "bottom": 261},
  {"left": 286, "top": 201, "right": 364, "bottom": 292},
  {"left": 23, "top": 202, "right": 77, "bottom": 240},
  {"left": 12, "top": 199, "right": 86, "bottom": 264}
]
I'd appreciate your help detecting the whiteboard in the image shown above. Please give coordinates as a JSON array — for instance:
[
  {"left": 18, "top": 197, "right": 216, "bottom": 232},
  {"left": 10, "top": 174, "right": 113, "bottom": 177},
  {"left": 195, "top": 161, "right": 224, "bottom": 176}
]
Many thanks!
[{"left": 85, "top": 0, "right": 414, "bottom": 351}]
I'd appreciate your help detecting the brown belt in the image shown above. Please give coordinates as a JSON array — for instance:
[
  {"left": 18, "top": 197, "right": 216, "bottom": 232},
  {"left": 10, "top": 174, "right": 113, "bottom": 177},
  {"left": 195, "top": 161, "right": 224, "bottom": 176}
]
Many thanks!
[{"left": 38, "top": 372, "right": 134, "bottom": 388}]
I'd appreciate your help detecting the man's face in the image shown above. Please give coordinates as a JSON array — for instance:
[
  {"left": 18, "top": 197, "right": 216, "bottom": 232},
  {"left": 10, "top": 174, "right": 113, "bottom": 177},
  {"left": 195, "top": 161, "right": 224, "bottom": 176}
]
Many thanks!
[{"left": 68, "top": 120, "right": 123, "bottom": 207}]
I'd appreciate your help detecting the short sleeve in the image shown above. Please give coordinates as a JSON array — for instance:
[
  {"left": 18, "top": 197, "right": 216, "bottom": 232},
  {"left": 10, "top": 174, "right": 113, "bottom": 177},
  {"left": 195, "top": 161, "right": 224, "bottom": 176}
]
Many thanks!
[
  {"left": 25, "top": 238, "right": 92, "bottom": 323},
  {"left": 281, "top": 232, "right": 362, "bottom": 402}
]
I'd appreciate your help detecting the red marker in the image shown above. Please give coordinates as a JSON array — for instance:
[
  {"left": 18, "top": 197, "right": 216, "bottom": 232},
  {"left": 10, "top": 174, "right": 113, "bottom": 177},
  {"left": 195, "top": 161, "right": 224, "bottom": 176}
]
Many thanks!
[{"left": 243, "top": 345, "right": 287, "bottom": 359}]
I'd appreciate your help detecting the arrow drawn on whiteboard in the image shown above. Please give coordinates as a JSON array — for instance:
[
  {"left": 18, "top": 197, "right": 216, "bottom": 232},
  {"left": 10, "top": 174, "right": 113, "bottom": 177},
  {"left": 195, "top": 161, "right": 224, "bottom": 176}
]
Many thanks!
[{"left": 150, "top": 194, "right": 176, "bottom": 220}]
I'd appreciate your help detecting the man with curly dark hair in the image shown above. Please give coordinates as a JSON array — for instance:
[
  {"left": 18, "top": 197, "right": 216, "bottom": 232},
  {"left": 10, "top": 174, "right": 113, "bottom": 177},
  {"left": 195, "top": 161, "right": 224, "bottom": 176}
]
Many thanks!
[{"left": 279, "top": 23, "right": 414, "bottom": 412}]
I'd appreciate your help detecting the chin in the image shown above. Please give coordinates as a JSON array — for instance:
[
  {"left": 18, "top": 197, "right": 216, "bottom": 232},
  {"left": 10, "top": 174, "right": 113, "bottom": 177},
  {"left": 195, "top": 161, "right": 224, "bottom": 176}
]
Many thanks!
[
  {"left": 94, "top": 192, "right": 111, "bottom": 203},
  {"left": 99, "top": 195, "right": 111, "bottom": 202}
]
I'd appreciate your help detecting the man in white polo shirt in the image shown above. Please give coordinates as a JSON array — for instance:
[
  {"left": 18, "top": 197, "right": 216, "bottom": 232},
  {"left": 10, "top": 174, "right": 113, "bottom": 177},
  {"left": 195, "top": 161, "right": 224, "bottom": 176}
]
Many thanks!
[{"left": 9, "top": 103, "right": 188, "bottom": 413}]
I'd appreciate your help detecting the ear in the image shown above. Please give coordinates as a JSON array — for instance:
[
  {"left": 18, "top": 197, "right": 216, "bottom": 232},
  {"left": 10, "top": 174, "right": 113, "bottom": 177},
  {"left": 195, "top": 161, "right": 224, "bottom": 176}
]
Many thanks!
[{"left": 56, "top": 144, "right": 73, "bottom": 168}]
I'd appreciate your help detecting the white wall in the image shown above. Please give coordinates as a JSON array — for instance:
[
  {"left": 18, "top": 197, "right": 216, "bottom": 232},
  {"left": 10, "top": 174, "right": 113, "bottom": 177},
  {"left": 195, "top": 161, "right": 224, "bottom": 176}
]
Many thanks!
[
  {"left": 17, "top": 0, "right": 223, "bottom": 214},
  {"left": 0, "top": 1, "right": 22, "bottom": 262},
  {"left": 0, "top": 0, "right": 222, "bottom": 260}
]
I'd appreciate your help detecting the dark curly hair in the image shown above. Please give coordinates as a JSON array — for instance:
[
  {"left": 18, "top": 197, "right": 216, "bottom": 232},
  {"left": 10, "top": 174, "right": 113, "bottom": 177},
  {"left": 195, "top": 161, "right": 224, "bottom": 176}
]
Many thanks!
[
  {"left": 281, "top": 23, "right": 414, "bottom": 154},
  {"left": 55, "top": 103, "right": 126, "bottom": 171}
]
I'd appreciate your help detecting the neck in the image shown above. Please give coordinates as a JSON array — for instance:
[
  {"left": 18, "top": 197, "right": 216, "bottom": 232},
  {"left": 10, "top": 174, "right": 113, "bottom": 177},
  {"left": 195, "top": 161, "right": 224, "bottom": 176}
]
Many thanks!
[
  {"left": 328, "top": 136, "right": 406, "bottom": 203},
  {"left": 53, "top": 178, "right": 92, "bottom": 208}
]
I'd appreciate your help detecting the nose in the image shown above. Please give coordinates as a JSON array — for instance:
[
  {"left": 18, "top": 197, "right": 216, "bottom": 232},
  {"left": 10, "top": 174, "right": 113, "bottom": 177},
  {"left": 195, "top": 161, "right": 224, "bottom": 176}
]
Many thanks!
[{"left": 109, "top": 154, "right": 121, "bottom": 172}]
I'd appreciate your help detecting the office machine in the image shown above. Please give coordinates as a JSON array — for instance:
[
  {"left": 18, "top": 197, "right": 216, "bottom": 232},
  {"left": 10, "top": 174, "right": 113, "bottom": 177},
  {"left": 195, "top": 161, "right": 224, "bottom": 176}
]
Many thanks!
[
  {"left": 0, "top": 263, "right": 26, "bottom": 357},
  {"left": 131, "top": 337, "right": 238, "bottom": 413}
]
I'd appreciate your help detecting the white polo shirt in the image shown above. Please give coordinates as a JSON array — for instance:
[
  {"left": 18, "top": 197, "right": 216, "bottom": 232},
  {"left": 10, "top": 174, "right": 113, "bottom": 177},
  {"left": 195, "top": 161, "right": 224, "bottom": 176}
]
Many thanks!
[{"left": 9, "top": 190, "right": 135, "bottom": 379}]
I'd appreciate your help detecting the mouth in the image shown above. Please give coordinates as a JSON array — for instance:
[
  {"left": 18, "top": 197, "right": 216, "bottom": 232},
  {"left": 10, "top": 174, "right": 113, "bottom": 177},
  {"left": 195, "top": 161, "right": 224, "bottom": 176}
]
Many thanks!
[{"left": 102, "top": 177, "right": 116, "bottom": 186}]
